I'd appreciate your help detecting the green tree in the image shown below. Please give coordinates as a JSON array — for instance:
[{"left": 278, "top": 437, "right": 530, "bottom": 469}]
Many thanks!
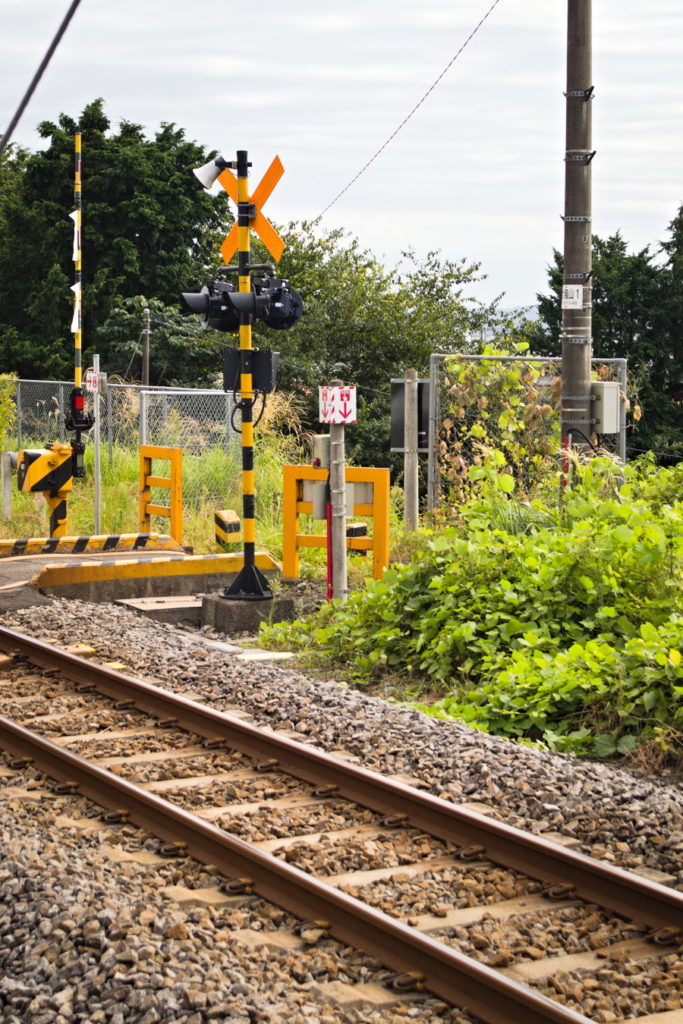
[
  {"left": 0, "top": 100, "right": 231, "bottom": 381},
  {"left": 528, "top": 213, "right": 683, "bottom": 460},
  {"left": 649, "top": 207, "right": 683, "bottom": 457},
  {"left": 95, "top": 295, "right": 223, "bottom": 386},
  {"left": 246, "top": 222, "right": 504, "bottom": 466}
]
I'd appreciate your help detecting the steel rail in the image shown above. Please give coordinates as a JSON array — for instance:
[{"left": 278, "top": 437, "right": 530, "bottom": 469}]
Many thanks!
[
  {"left": 0, "top": 713, "right": 592, "bottom": 1024},
  {"left": 1, "top": 625, "right": 682, "bottom": 935}
]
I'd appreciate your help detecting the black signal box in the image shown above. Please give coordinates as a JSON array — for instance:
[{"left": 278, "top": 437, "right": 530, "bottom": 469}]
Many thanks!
[
  {"left": 390, "top": 379, "right": 430, "bottom": 453},
  {"left": 223, "top": 349, "right": 280, "bottom": 394}
]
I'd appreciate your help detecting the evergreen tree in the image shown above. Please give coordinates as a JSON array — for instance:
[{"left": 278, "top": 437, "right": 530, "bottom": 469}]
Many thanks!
[
  {"left": 528, "top": 212, "right": 683, "bottom": 460},
  {"left": 0, "top": 100, "right": 230, "bottom": 381}
]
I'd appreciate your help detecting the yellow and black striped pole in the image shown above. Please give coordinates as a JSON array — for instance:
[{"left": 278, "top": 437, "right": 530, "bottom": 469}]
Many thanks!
[
  {"left": 66, "top": 131, "right": 93, "bottom": 478},
  {"left": 223, "top": 150, "right": 271, "bottom": 600}
]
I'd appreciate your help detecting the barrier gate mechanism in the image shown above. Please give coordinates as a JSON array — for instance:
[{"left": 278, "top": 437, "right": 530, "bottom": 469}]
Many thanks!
[
  {"left": 139, "top": 446, "right": 183, "bottom": 546},
  {"left": 17, "top": 443, "right": 74, "bottom": 537},
  {"left": 282, "top": 465, "right": 390, "bottom": 581}
]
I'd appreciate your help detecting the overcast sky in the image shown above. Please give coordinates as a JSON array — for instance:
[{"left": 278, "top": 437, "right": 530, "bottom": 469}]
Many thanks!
[{"left": 2, "top": 0, "right": 681, "bottom": 309}]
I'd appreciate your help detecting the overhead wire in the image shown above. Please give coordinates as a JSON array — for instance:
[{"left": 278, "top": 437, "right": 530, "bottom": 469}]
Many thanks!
[
  {"left": 314, "top": 0, "right": 504, "bottom": 220},
  {"left": 0, "top": 0, "right": 84, "bottom": 157},
  {"left": 123, "top": 332, "right": 144, "bottom": 381}
]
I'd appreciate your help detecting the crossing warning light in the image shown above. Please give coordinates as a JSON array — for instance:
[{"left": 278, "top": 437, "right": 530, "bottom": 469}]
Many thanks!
[
  {"left": 181, "top": 276, "right": 303, "bottom": 333},
  {"left": 65, "top": 387, "right": 94, "bottom": 433}
]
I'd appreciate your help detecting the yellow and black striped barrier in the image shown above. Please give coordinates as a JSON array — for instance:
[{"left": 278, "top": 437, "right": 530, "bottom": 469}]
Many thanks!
[
  {"left": 17, "top": 443, "right": 74, "bottom": 537},
  {"left": 0, "top": 533, "right": 184, "bottom": 560},
  {"left": 214, "top": 509, "right": 242, "bottom": 549}
]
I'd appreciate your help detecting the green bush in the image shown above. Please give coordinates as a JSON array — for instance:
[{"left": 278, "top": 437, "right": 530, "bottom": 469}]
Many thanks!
[
  {"left": 262, "top": 456, "right": 683, "bottom": 760},
  {"left": 0, "top": 374, "right": 16, "bottom": 453}
]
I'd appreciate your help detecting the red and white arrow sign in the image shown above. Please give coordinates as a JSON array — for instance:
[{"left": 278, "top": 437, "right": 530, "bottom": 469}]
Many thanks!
[{"left": 319, "top": 386, "right": 357, "bottom": 424}]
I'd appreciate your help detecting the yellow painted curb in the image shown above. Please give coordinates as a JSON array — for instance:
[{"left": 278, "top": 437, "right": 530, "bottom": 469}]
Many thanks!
[{"left": 30, "top": 552, "right": 280, "bottom": 589}]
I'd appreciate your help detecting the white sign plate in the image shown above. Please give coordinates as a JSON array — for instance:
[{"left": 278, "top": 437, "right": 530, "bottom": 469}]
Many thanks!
[
  {"left": 84, "top": 369, "right": 99, "bottom": 393},
  {"left": 319, "top": 385, "right": 357, "bottom": 424},
  {"left": 562, "top": 284, "right": 584, "bottom": 310}
]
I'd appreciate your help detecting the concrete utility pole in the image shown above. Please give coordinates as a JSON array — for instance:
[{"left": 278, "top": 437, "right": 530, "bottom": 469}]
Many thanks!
[
  {"left": 561, "top": 0, "right": 595, "bottom": 448},
  {"left": 328, "top": 379, "right": 348, "bottom": 603},
  {"left": 404, "top": 369, "right": 419, "bottom": 531},
  {"left": 142, "top": 307, "right": 151, "bottom": 387}
]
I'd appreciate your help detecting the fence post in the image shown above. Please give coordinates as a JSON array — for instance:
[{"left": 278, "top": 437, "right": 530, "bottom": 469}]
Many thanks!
[
  {"left": 58, "top": 383, "right": 66, "bottom": 442},
  {"left": 107, "top": 383, "right": 113, "bottom": 461},
  {"left": 427, "top": 353, "right": 440, "bottom": 513},
  {"left": 404, "top": 368, "right": 419, "bottom": 530},
  {"left": 617, "top": 358, "right": 627, "bottom": 466},
  {"left": 1, "top": 452, "right": 12, "bottom": 520},
  {"left": 93, "top": 354, "right": 102, "bottom": 534},
  {"left": 140, "top": 390, "right": 147, "bottom": 446}
]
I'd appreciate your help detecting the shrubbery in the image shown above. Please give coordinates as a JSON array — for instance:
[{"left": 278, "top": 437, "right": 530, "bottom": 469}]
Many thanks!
[{"left": 263, "top": 456, "right": 683, "bottom": 762}]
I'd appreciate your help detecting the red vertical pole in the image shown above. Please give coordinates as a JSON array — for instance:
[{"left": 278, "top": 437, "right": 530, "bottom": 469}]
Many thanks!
[{"left": 326, "top": 501, "right": 333, "bottom": 600}]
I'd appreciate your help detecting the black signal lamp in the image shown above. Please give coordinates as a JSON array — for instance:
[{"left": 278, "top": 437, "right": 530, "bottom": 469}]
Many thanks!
[
  {"left": 65, "top": 387, "right": 94, "bottom": 433},
  {"left": 262, "top": 280, "right": 304, "bottom": 330},
  {"left": 181, "top": 276, "right": 303, "bottom": 333}
]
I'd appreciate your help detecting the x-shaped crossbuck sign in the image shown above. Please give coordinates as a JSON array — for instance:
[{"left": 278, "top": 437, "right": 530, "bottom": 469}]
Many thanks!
[{"left": 217, "top": 155, "right": 286, "bottom": 264}]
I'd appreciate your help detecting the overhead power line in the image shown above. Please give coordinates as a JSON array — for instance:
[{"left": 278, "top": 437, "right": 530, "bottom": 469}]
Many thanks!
[
  {"left": 315, "top": 0, "right": 504, "bottom": 220},
  {"left": 0, "top": 0, "right": 83, "bottom": 157}
]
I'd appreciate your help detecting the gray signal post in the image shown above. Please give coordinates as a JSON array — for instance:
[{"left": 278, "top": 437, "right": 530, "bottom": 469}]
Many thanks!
[
  {"left": 319, "top": 381, "right": 356, "bottom": 603},
  {"left": 561, "top": 0, "right": 594, "bottom": 450},
  {"left": 404, "top": 369, "right": 419, "bottom": 531}
]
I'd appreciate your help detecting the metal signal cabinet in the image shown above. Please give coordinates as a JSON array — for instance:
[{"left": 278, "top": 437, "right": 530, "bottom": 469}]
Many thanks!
[
  {"left": 590, "top": 381, "right": 621, "bottom": 435},
  {"left": 390, "top": 379, "right": 431, "bottom": 453}
]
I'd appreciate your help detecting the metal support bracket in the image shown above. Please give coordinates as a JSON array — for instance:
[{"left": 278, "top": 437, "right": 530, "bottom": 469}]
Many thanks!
[
  {"left": 566, "top": 271, "right": 593, "bottom": 282},
  {"left": 565, "top": 86, "right": 594, "bottom": 100},
  {"left": 561, "top": 336, "right": 592, "bottom": 345},
  {"left": 562, "top": 418, "right": 595, "bottom": 425},
  {"left": 565, "top": 151, "right": 596, "bottom": 163},
  {"left": 561, "top": 215, "right": 592, "bottom": 222},
  {"left": 563, "top": 395, "right": 595, "bottom": 401}
]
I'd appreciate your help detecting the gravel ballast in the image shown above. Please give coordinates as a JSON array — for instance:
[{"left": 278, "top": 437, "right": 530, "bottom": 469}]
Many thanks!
[{"left": 1, "top": 598, "right": 682, "bottom": 1023}]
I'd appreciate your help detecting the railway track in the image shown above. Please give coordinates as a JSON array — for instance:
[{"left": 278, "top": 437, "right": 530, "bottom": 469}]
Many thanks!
[{"left": 0, "top": 624, "right": 681, "bottom": 1024}]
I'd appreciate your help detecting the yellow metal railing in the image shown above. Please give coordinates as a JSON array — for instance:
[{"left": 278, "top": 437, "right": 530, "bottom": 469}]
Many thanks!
[
  {"left": 282, "top": 465, "right": 389, "bottom": 581},
  {"left": 139, "top": 446, "right": 183, "bottom": 546}
]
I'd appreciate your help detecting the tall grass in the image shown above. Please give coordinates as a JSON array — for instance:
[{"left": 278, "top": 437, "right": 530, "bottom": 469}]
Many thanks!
[{"left": 0, "top": 392, "right": 311, "bottom": 554}]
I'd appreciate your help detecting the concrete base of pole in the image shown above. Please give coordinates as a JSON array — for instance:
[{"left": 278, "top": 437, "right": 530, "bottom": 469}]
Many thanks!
[
  {"left": 116, "top": 596, "right": 203, "bottom": 626},
  {"left": 202, "top": 593, "right": 295, "bottom": 633}
]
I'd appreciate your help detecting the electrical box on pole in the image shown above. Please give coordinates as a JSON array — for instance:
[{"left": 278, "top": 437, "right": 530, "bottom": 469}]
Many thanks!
[{"left": 591, "top": 381, "right": 620, "bottom": 434}]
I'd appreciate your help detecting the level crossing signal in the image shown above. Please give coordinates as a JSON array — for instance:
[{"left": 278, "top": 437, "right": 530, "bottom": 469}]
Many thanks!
[{"left": 184, "top": 147, "right": 300, "bottom": 601}]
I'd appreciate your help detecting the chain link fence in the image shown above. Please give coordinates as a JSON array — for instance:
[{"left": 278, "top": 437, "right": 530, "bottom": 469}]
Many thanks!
[
  {"left": 11, "top": 379, "right": 238, "bottom": 513},
  {"left": 427, "top": 354, "right": 628, "bottom": 511}
]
